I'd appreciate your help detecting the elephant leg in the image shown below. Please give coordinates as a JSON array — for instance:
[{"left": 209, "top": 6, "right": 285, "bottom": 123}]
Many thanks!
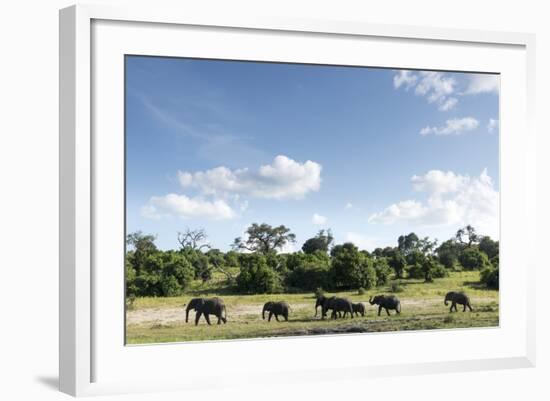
[
  {"left": 331, "top": 310, "right": 337, "bottom": 319},
  {"left": 204, "top": 313, "right": 211, "bottom": 325},
  {"left": 195, "top": 311, "right": 202, "bottom": 325},
  {"left": 378, "top": 306, "right": 382, "bottom": 316},
  {"left": 386, "top": 308, "right": 391, "bottom": 316},
  {"left": 467, "top": 303, "right": 473, "bottom": 312},
  {"left": 275, "top": 314, "right": 280, "bottom": 322},
  {"left": 463, "top": 304, "right": 466, "bottom": 312},
  {"left": 217, "top": 314, "right": 222, "bottom": 324},
  {"left": 268, "top": 311, "right": 273, "bottom": 322},
  {"left": 284, "top": 313, "right": 288, "bottom": 321}
]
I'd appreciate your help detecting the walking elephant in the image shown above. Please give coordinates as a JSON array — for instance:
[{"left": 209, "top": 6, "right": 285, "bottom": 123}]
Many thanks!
[
  {"left": 369, "top": 295, "right": 401, "bottom": 316},
  {"left": 352, "top": 302, "right": 365, "bottom": 317},
  {"left": 444, "top": 291, "right": 473, "bottom": 312},
  {"left": 185, "top": 297, "right": 227, "bottom": 325},
  {"left": 315, "top": 295, "right": 354, "bottom": 319},
  {"left": 262, "top": 301, "right": 290, "bottom": 322}
]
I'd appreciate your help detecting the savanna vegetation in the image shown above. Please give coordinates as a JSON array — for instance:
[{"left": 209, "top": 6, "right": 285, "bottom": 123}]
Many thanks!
[{"left": 125, "top": 224, "right": 499, "bottom": 343}]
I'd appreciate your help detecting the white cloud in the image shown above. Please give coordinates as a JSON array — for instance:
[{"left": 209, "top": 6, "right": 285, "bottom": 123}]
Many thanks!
[
  {"left": 345, "top": 202, "right": 353, "bottom": 209},
  {"left": 488, "top": 118, "right": 499, "bottom": 133},
  {"left": 393, "top": 71, "right": 499, "bottom": 112},
  {"left": 141, "top": 193, "right": 236, "bottom": 221},
  {"left": 394, "top": 70, "right": 458, "bottom": 111},
  {"left": 464, "top": 74, "right": 500, "bottom": 95},
  {"left": 178, "top": 155, "right": 322, "bottom": 200},
  {"left": 368, "top": 169, "right": 499, "bottom": 238},
  {"left": 312, "top": 213, "right": 328, "bottom": 225},
  {"left": 438, "top": 97, "right": 458, "bottom": 111},
  {"left": 345, "top": 232, "right": 380, "bottom": 251},
  {"left": 393, "top": 70, "right": 418, "bottom": 89},
  {"left": 411, "top": 170, "right": 468, "bottom": 195},
  {"left": 420, "top": 117, "right": 479, "bottom": 136}
]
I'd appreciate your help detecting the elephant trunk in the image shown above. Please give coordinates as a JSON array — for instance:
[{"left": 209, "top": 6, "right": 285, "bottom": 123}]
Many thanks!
[
  {"left": 262, "top": 304, "right": 268, "bottom": 320},
  {"left": 185, "top": 304, "right": 192, "bottom": 323},
  {"left": 444, "top": 296, "right": 450, "bottom": 305},
  {"left": 369, "top": 296, "right": 374, "bottom": 305}
]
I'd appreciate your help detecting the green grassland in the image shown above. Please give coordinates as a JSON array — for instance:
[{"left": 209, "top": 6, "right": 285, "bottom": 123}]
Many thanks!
[{"left": 125, "top": 271, "right": 498, "bottom": 344}]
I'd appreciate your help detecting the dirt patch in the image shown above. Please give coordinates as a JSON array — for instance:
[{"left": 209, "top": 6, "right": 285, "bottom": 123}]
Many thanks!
[{"left": 127, "top": 302, "right": 313, "bottom": 325}]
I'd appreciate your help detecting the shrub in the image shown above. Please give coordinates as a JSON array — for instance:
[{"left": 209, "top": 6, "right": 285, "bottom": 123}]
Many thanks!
[
  {"left": 236, "top": 253, "right": 282, "bottom": 293},
  {"left": 407, "top": 263, "right": 424, "bottom": 279},
  {"left": 330, "top": 243, "right": 376, "bottom": 289},
  {"left": 286, "top": 264, "right": 330, "bottom": 292},
  {"left": 373, "top": 257, "right": 392, "bottom": 286},
  {"left": 459, "top": 247, "right": 490, "bottom": 270},
  {"left": 480, "top": 266, "right": 499, "bottom": 289},
  {"left": 357, "top": 287, "right": 366, "bottom": 295},
  {"left": 184, "top": 250, "right": 213, "bottom": 282}
]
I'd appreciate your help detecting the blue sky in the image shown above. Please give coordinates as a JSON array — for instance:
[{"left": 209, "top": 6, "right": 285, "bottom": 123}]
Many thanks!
[{"left": 126, "top": 56, "right": 499, "bottom": 251}]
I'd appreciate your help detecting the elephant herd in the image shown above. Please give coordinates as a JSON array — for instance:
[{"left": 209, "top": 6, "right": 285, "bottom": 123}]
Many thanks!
[{"left": 184, "top": 291, "right": 473, "bottom": 326}]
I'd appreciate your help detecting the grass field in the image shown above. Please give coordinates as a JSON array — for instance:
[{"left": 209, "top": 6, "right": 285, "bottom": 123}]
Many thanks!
[{"left": 125, "top": 271, "right": 499, "bottom": 344}]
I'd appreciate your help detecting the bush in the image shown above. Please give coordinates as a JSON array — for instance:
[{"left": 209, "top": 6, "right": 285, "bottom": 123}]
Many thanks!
[
  {"left": 407, "top": 263, "right": 424, "bottom": 279},
  {"left": 480, "top": 266, "right": 499, "bottom": 289},
  {"left": 373, "top": 257, "right": 392, "bottom": 286},
  {"left": 459, "top": 247, "right": 490, "bottom": 270},
  {"left": 236, "top": 253, "right": 282, "bottom": 293},
  {"left": 184, "top": 250, "right": 213, "bottom": 282},
  {"left": 330, "top": 243, "right": 376, "bottom": 289},
  {"left": 431, "top": 261, "right": 449, "bottom": 279},
  {"left": 286, "top": 264, "right": 330, "bottom": 292},
  {"left": 357, "top": 287, "right": 366, "bottom": 295}
]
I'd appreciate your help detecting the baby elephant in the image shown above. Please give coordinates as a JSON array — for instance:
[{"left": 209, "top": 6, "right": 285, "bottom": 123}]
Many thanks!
[
  {"left": 262, "top": 301, "right": 290, "bottom": 322},
  {"left": 369, "top": 295, "right": 401, "bottom": 316},
  {"left": 444, "top": 291, "right": 473, "bottom": 312},
  {"left": 352, "top": 302, "right": 366, "bottom": 317}
]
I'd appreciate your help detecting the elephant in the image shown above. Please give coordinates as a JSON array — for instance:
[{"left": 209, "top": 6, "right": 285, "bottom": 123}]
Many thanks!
[
  {"left": 185, "top": 297, "right": 227, "bottom": 325},
  {"left": 315, "top": 295, "right": 354, "bottom": 319},
  {"left": 352, "top": 302, "right": 365, "bottom": 317},
  {"left": 444, "top": 291, "right": 473, "bottom": 312},
  {"left": 262, "top": 301, "right": 290, "bottom": 322},
  {"left": 369, "top": 295, "right": 401, "bottom": 316}
]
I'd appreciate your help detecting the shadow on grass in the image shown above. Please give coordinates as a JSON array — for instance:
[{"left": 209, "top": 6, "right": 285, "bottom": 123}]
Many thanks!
[{"left": 463, "top": 280, "right": 494, "bottom": 290}]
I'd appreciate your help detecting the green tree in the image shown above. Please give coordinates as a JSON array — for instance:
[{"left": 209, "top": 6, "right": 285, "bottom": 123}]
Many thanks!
[
  {"left": 397, "top": 232, "right": 420, "bottom": 255},
  {"left": 455, "top": 225, "right": 479, "bottom": 247},
  {"left": 478, "top": 236, "right": 499, "bottom": 260},
  {"left": 301, "top": 229, "right": 334, "bottom": 254},
  {"left": 126, "top": 231, "right": 158, "bottom": 274},
  {"left": 232, "top": 223, "right": 296, "bottom": 254},
  {"left": 480, "top": 266, "right": 499, "bottom": 289},
  {"left": 286, "top": 252, "right": 331, "bottom": 291},
  {"left": 386, "top": 249, "right": 407, "bottom": 278},
  {"left": 373, "top": 257, "right": 392, "bottom": 286},
  {"left": 160, "top": 251, "right": 195, "bottom": 296},
  {"left": 436, "top": 239, "right": 463, "bottom": 269},
  {"left": 183, "top": 249, "right": 212, "bottom": 282},
  {"left": 236, "top": 253, "right": 281, "bottom": 293},
  {"left": 330, "top": 243, "right": 377, "bottom": 289},
  {"left": 459, "top": 247, "right": 490, "bottom": 270}
]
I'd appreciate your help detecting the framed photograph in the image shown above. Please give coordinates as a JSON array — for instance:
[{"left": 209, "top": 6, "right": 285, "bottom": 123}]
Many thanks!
[{"left": 59, "top": 4, "right": 536, "bottom": 397}]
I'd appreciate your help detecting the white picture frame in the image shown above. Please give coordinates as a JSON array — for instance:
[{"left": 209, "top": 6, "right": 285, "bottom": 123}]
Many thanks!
[{"left": 59, "top": 4, "right": 536, "bottom": 397}]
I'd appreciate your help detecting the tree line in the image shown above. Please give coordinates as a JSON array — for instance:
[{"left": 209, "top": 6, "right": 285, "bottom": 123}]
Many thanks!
[{"left": 125, "top": 224, "right": 499, "bottom": 297}]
